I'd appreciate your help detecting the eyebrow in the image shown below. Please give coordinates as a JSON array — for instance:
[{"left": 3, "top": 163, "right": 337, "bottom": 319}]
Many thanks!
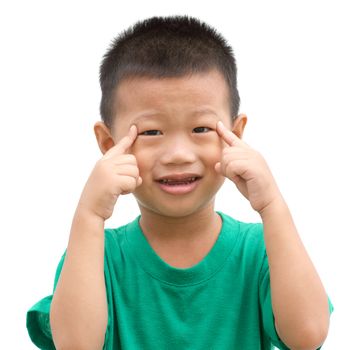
[{"left": 133, "top": 108, "right": 218, "bottom": 122}]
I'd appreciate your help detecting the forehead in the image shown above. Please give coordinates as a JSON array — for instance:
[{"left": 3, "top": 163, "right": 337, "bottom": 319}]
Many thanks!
[{"left": 113, "top": 69, "right": 230, "bottom": 124}]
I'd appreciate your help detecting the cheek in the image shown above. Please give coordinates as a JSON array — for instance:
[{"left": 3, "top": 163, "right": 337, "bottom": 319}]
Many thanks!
[
  {"left": 132, "top": 144, "right": 155, "bottom": 173},
  {"left": 201, "top": 138, "right": 222, "bottom": 163}
]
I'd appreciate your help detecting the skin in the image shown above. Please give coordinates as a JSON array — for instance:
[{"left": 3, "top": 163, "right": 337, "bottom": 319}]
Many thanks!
[
  {"left": 94, "top": 69, "right": 247, "bottom": 267},
  {"left": 93, "top": 69, "right": 330, "bottom": 349}
]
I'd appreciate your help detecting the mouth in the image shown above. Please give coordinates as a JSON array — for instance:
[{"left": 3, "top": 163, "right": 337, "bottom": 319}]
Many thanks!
[
  {"left": 157, "top": 176, "right": 201, "bottom": 185},
  {"left": 155, "top": 175, "right": 202, "bottom": 194}
]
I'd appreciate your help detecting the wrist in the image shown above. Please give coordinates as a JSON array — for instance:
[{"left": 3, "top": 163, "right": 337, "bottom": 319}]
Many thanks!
[
  {"left": 69, "top": 205, "right": 106, "bottom": 241},
  {"left": 76, "top": 192, "right": 119, "bottom": 221},
  {"left": 75, "top": 202, "right": 108, "bottom": 223},
  {"left": 259, "top": 195, "right": 288, "bottom": 221}
]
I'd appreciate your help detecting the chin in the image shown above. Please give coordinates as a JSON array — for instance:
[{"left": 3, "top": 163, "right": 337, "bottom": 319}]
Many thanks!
[
  {"left": 132, "top": 176, "right": 222, "bottom": 217},
  {"left": 135, "top": 197, "right": 216, "bottom": 219}
]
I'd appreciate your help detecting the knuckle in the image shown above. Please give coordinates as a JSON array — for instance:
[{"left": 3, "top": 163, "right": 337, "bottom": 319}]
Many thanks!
[
  {"left": 123, "top": 166, "right": 139, "bottom": 179},
  {"left": 227, "top": 162, "right": 235, "bottom": 173},
  {"left": 222, "top": 153, "right": 231, "bottom": 163},
  {"left": 94, "top": 159, "right": 109, "bottom": 174},
  {"left": 121, "top": 154, "right": 137, "bottom": 163},
  {"left": 132, "top": 167, "right": 140, "bottom": 177},
  {"left": 118, "top": 177, "right": 134, "bottom": 193},
  {"left": 223, "top": 147, "right": 231, "bottom": 155}
]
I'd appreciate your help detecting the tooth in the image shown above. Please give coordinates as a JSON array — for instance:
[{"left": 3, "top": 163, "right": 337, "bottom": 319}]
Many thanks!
[{"left": 160, "top": 177, "right": 198, "bottom": 183}]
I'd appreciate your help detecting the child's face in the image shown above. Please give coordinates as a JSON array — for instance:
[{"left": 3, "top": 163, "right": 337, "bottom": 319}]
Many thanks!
[{"left": 109, "top": 69, "right": 244, "bottom": 217}]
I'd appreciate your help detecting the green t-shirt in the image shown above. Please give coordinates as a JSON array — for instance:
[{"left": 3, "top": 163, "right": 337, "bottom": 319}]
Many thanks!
[{"left": 27, "top": 211, "right": 333, "bottom": 349}]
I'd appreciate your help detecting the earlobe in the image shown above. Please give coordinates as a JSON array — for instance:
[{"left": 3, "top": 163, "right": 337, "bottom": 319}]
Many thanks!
[
  {"left": 232, "top": 113, "right": 247, "bottom": 139},
  {"left": 93, "top": 121, "right": 115, "bottom": 155}
]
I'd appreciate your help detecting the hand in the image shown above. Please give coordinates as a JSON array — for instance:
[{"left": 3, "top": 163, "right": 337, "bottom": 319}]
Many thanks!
[
  {"left": 77, "top": 125, "right": 142, "bottom": 220},
  {"left": 214, "top": 121, "right": 281, "bottom": 214}
]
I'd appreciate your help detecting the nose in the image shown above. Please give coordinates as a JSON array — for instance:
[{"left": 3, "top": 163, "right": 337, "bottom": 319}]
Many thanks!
[{"left": 159, "top": 135, "right": 197, "bottom": 165}]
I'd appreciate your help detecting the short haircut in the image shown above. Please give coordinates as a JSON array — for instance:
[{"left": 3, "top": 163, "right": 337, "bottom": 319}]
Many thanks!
[{"left": 99, "top": 15, "right": 240, "bottom": 129}]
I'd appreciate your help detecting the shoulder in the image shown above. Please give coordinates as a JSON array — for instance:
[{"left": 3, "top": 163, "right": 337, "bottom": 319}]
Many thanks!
[
  {"left": 104, "top": 223, "right": 128, "bottom": 244},
  {"left": 219, "top": 211, "right": 266, "bottom": 264},
  {"left": 220, "top": 211, "right": 264, "bottom": 245},
  {"left": 104, "top": 220, "right": 131, "bottom": 253},
  {"left": 103, "top": 215, "right": 141, "bottom": 259}
]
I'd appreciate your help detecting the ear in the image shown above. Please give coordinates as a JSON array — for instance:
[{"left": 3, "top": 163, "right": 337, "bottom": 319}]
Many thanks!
[
  {"left": 231, "top": 113, "right": 247, "bottom": 139},
  {"left": 93, "top": 121, "right": 116, "bottom": 155}
]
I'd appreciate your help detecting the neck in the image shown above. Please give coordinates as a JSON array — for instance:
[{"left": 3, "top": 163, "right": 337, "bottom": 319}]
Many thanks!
[{"left": 138, "top": 201, "right": 221, "bottom": 245}]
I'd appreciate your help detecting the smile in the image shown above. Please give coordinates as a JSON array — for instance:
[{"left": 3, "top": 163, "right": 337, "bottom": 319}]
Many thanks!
[
  {"left": 158, "top": 177, "right": 199, "bottom": 184},
  {"left": 156, "top": 177, "right": 201, "bottom": 195}
]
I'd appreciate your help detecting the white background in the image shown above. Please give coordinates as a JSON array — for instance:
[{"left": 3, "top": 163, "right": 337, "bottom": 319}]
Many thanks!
[{"left": 0, "top": 1, "right": 349, "bottom": 349}]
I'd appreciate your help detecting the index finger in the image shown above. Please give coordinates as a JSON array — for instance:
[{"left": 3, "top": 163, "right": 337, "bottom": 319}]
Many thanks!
[
  {"left": 216, "top": 121, "right": 241, "bottom": 147},
  {"left": 106, "top": 124, "right": 138, "bottom": 157}
]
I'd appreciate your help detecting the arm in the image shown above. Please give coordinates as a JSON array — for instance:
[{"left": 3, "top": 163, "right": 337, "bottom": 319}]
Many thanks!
[
  {"left": 50, "top": 124, "right": 141, "bottom": 350},
  {"left": 260, "top": 196, "right": 330, "bottom": 350},
  {"left": 215, "top": 120, "right": 331, "bottom": 350},
  {"left": 50, "top": 207, "right": 108, "bottom": 350}
]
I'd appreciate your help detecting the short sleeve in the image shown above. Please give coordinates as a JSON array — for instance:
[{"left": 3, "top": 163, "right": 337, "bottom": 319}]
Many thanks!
[
  {"left": 259, "top": 252, "right": 334, "bottom": 350},
  {"left": 26, "top": 251, "right": 66, "bottom": 350}
]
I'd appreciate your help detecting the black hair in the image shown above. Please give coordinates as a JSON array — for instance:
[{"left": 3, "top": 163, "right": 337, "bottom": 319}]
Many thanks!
[{"left": 99, "top": 15, "right": 240, "bottom": 129}]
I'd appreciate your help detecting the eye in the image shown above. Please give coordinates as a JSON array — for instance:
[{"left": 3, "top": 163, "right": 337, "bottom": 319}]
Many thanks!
[
  {"left": 193, "top": 126, "right": 212, "bottom": 133},
  {"left": 139, "top": 130, "right": 162, "bottom": 136}
]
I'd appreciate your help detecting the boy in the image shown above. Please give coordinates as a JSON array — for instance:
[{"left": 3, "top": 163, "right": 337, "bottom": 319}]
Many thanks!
[{"left": 27, "top": 15, "right": 333, "bottom": 349}]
